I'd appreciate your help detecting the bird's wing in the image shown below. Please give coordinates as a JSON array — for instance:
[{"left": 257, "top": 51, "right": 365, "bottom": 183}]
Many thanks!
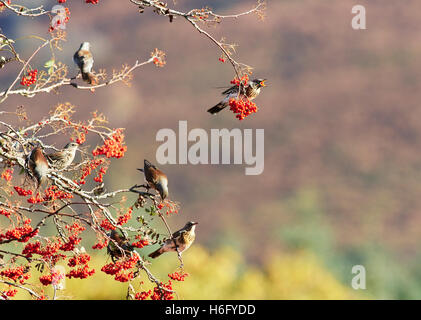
[
  {"left": 46, "top": 152, "right": 60, "bottom": 162},
  {"left": 172, "top": 228, "right": 186, "bottom": 240},
  {"left": 221, "top": 85, "right": 238, "bottom": 95}
]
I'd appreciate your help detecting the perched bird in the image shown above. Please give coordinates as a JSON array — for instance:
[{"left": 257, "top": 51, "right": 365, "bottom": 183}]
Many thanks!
[
  {"left": 148, "top": 221, "right": 198, "bottom": 259},
  {"left": 137, "top": 159, "right": 168, "bottom": 200},
  {"left": 107, "top": 229, "right": 134, "bottom": 262},
  {"left": 26, "top": 147, "right": 49, "bottom": 188},
  {"left": 207, "top": 78, "right": 267, "bottom": 115},
  {"left": 46, "top": 142, "right": 78, "bottom": 170},
  {"left": 73, "top": 42, "right": 97, "bottom": 85}
]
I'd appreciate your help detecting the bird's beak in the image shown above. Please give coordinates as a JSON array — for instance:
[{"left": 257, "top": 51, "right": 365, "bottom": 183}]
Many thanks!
[
  {"left": 260, "top": 80, "right": 267, "bottom": 87},
  {"left": 192, "top": 222, "right": 199, "bottom": 225}
]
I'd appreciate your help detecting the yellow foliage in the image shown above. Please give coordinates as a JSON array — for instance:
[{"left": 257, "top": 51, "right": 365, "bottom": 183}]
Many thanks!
[{"left": 11, "top": 246, "right": 362, "bottom": 300}]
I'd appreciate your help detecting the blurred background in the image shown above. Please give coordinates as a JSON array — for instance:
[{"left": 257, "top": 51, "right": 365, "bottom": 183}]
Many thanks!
[{"left": 2, "top": 0, "right": 421, "bottom": 299}]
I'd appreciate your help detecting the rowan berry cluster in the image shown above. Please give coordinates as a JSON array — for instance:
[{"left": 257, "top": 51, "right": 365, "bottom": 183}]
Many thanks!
[
  {"left": 67, "top": 253, "right": 91, "bottom": 267},
  {"left": 151, "top": 281, "right": 174, "bottom": 300},
  {"left": 39, "top": 269, "right": 64, "bottom": 286},
  {"left": 157, "top": 199, "right": 180, "bottom": 216},
  {"left": 229, "top": 98, "right": 258, "bottom": 120},
  {"left": 1, "top": 168, "right": 13, "bottom": 181},
  {"left": 1, "top": 288, "right": 18, "bottom": 298},
  {"left": 135, "top": 289, "right": 152, "bottom": 300},
  {"left": 0, "top": 208, "right": 11, "bottom": 218},
  {"left": 92, "top": 129, "right": 127, "bottom": 159},
  {"left": 78, "top": 158, "right": 105, "bottom": 185},
  {"left": 117, "top": 208, "right": 133, "bottom": 226},
  {"left": 168, "top": 271, "right": 189, "bottom": 281},
  {"left": 100, "top": 218, "right": 116, "bottom": 231},
  {"left": 66, "top": 265, "right": 95, "bottom": 279},
  {"left": 131, "top": 235, "right": 149, "bottom": 249},
  {"left": 101, "top": 254, "right": 139, "bottom": 282},
  {"left": 22, "top": 240, "right": 65, "bottom": 264},
  {"left": 20, "top": 69, "right": 37, "bottom": 86},
  {"left": 13, "top": 186, "right": 32, "bottom": 196},
  {"left": 0, "top": 219, "right": 37, "bottom": 243},
  {"left": 0, "top": 266, "right": 30, "bottom": 284}
]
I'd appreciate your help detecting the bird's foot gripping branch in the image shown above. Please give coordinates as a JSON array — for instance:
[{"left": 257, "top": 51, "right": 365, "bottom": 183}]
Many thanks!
[{"left": 0, "top": 104, "right": 195, "bottom": 300}]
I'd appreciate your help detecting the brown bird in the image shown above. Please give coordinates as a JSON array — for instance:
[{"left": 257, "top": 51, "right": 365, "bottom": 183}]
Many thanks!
[
  {"left": 207, "top": 78, "right": 267, "bottom": 115},
  {"left": 46, "top": 142, "right": 78, "bottom": 170},
  {"left": 148, "top": 221, "right": 198, "bottom": 259},
  {"left": 73, "top": 42, "right": 97, "bottom": 85},
  {"left": 137, "top": 159, "right": 168, "bottom": 200},
  {"left": 26, "top": 147, "right": 49, "bottom": 188}
]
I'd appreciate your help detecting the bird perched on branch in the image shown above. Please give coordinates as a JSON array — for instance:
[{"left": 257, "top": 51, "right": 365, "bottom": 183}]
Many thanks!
[
  {"left": 26, "top": 147, "right": 49, "bottom": 188},
  {"left": 207, "top": 78, "right": 267, "bottom": 114},
  {"left": 107, "top": 229, "right": 134, "bottom": 262},
  {"left": 46, "top": 142, "right": 78, "bottom": 170},
  {"left": 73, "top": 42, "right": 97, "bottom": 85},
  {"left": 148, "top": 221, "right": 198, "bottom": 259},
  {"left": 137, "top": 159, "right": 168, "bottom": 200}
]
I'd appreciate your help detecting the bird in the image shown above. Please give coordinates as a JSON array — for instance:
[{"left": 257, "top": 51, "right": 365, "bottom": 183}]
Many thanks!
[
  {"left": 107, "top": 229, "right": 134, "bottom": 262},
  {"left": 207, "top": 78, "right": 267, "bottom": 115},
  {"left": 73, "top": 42, "right": 97, "bottom": 85},
  {"left": 137, "top": 159, "right": 168, "bottom": 200},
  {"left": 46, "top": 142, "right": 78, "bottom": 170},
  {"left": 148, "top": 221, "right": 198, "bottom": 259},
  {"left": 26, "top": 146, "right": 49, "bottom": 188}
]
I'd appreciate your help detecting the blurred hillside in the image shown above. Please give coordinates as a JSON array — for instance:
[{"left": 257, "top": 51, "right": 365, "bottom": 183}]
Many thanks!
[{"left": 3, "top": 0, "right": 421, "bottom": 298}]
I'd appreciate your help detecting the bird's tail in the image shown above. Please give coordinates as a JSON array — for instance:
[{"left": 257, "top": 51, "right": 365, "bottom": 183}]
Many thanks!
[
  {"left": 207, "top": 102, "right": 227, "bottom": 114},
  {"left": 82, "top": 72, "right": 98, "bottom": 85},
  {"left": 148, "top": 247, "right": 164, "bottom": 259}
]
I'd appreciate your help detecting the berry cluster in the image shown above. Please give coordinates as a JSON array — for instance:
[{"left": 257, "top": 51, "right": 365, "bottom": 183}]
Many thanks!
[
  {"left": 168, "top": 271, "right": 189, "bottom": 281},
  {"left": 27, "top": 187, "right": 73, "bottom": 204},
  {"left": 93, "top": 166, "right": 107, "bottom": 183},
  {"left": 67, "top": 253, "right": 91, "bottom": 267},
  {"left": 0, "top": 208, "right": 11, "bottom": 218},
  {"left": 86, "top": 0, "right": 99, "bottom": 4},
  {"left": 135, "top": 290, "right": 152, "bottom": 300},
  {"left": 229, "top": 98, "right": 258, "bottom": 120},
  {"left": 131, "top": 235, "right": 149, "bottom": 249},
  {"left": 101, "top": 254, "right": 139, "bottom": 282},
  {"left": 0, "top": 266, "right": 30, "bottom": 284},
  {"left": 1, "top": 168, "right": 13, "bottom": 181},
  {"left": 100, "top": 218, "right": 116, "bottom": 231},
  {"left": 0, "top": 219, "right": 37, "bottom": 243},
  {"left": 22, "top": 240, "right": 65, "bottom": 264},
  {"left": 39, "top": 269, "right": 64, "bottom": 286},
  {"left": 92, "top": 129, "right": 127, "bottom": 159},
  {"left": 78, "top": 158, "right": 105, "bottom": 185},
  {"left": 66, "top": 265, "right": 95, "bottom": 279},
  {"left": 151, "top": 281, "right": 174, "bottom": 300},
  {"left": 20, "top": 69, "right": 38, "bottom": 86},
  {"left": 230, "top": 74, "right": 249, "bottom": 87},
  {"left": 157, "top": 199, "right": 180, "bottom": 216},
  {"left": 13, "top": 186, "right": 32, "bottom": 196},
  {"left": 92, "top": 239, "right": 108, "bottom": 250},
  {"left": 117, "top": 208, "right": 132, "bottom": 226},
  {"left": 1, "top": 289, "right": 18, "bottom": 298}
]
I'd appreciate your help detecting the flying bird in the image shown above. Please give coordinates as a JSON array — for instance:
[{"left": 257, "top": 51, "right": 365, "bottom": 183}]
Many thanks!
[
  {"left": 148, "top": 221, "right": 198, "bottom": 259},
  {"left": 73, "top": 42, "right": 97, "bottom": 85},
  {"left": 207, "top": 78, "right": 267, "bottom": 115},
  {"left": 137, "top": 159, "right": 168, "bottom": 200},
  {"left": 46, "top": 142, "right": 78, "bottom": 170},
  {"left": 107, "top": 229, "right": 134, "bottom": 262},
  {"left": 26, "top": 147, "right": 49, "bottom": 188}
]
